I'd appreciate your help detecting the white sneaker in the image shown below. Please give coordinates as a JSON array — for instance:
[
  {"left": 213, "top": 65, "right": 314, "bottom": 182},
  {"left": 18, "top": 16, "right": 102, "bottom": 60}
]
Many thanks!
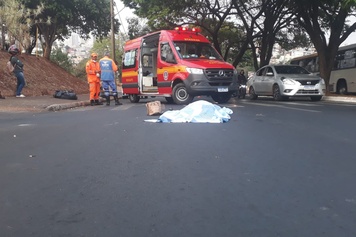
[{"left": 16, "top": 94, "right": 25, "bottom": 98}]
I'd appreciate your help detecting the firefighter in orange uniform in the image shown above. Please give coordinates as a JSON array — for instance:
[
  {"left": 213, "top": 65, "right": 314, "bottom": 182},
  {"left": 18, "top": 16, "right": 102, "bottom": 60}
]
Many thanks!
[{"left": 86, "top": 53, "right": 102, "bottom": 105}]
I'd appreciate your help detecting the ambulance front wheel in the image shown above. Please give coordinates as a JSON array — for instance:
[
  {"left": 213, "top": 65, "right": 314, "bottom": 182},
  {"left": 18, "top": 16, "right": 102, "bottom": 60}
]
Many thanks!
[
  {"left": 129, "top": 94, "right": 140, "bottom": 103},
  {"left": 172, "top": 83, "right": 194, "bottom": 105}
]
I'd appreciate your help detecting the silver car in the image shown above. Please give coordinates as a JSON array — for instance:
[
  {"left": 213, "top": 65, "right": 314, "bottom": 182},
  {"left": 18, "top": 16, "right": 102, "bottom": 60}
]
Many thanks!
[{"left": 247, "top": 65, "right": 326, "bottom": 101}]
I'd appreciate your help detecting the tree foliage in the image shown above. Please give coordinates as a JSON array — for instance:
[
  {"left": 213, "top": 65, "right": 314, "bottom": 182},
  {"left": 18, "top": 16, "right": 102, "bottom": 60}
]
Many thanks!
[
  {"left": 122, "top": 0, "right": 308, "bottom": 70},
  {"left": 50, "top": 46, "right": 73, "bottom": 73},
  {"left": 123, "top": 0, "right": 242, "bottom": 63},
  {"left": 127, "top": 17, "right": 151, "bottom": 40},
  {"left": 232, "top": 0, "right": 304, "bottom": 70},
  {"left": 20, "top": 0, "right": 118, "bottom": 59},
  {"left": 0, "top": 0, "right": 44, "bottom": 51},
  {"left": 291, "top": 0, "right": 356, "bottom": 91}
]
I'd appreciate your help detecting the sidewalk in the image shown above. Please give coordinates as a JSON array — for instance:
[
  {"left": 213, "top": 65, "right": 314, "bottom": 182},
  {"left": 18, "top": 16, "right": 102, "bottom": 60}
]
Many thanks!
[
  {"left": 0, "top": 93, "right": 356, "bottom": 113},
  {"left": 0, "top": 94, "right": 92, "bottom": 113}
]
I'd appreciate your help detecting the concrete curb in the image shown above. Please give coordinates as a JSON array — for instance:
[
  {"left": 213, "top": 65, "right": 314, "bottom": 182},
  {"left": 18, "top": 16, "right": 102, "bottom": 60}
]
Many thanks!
[
  {"left": 45, "top": 95, "right": 122, "bottom": 111},
  {"left": 322, "top": 96, "right": 356, "bottom": 103},
  {"left": 46, "top": 101, "right": 90, "bottom": 111}
]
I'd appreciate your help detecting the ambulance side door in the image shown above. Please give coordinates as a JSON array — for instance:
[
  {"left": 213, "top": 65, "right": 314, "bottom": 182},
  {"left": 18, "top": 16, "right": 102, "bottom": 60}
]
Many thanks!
[
  {"left": 122, "top": 49, "right": 139, "bottom": 94},
  {"left": 157, "top": 42, "right": 177, "bottom": 94}
]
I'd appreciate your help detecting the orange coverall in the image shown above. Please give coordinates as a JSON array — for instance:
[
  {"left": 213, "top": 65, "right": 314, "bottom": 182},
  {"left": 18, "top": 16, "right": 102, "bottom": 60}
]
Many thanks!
[{"left": 85, "top": 59, "right": 101, "bottom": 101}]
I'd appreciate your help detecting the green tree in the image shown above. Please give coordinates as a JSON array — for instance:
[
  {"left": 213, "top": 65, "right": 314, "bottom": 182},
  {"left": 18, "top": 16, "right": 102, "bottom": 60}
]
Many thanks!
[
  {"left": 73, "top": 34, "right": 126, "bottom": 83},
  {"left": 72, "top": 59, "right": 88, "bottom": 81},
  {"left": 127, "top": 17, "right": 151, "bottom": 40},
  {"left": 291, "top": 0, "right": 356, "bottom": 92},
  {"left": 50, "top": 46, "right": 73, "bottom": 73},
  {"left": 233, "top": 0, "right": 306, "bottom": 70},
  {"left": 21, "top": 0, "right": 118, "bottom": 59},
  {"left": 90, "top": 34, "right": 125, "bottom": 64},
  {"left": 0, "top": 0, "right": 44, "bottom": 51}
]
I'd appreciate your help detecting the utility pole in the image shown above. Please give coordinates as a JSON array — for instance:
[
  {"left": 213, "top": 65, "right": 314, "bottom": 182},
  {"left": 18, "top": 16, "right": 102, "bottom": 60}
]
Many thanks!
[
  {"left": 1, "top": 24, "right": 5, "bottom": 50},
  {"left": 110, "top": 0, "right": 115, "bottom": 62}
]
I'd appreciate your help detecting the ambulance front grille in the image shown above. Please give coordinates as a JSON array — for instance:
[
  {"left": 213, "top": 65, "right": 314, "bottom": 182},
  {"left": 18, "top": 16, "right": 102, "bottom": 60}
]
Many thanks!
[{"left": 205, "top": 69, "right": 234, "bottom": 80}]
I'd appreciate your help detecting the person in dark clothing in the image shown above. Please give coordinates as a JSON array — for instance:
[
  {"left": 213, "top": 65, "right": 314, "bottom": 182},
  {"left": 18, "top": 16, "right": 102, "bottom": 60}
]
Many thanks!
[
  {"left": 237, "top": 69, "right": 247, "bottom": 85},
  {"left": 8, "top": 45, "right": 26, "bottom": 97},
  {"left": 237, "top": 69, "right": 247, "bottom": 99}
]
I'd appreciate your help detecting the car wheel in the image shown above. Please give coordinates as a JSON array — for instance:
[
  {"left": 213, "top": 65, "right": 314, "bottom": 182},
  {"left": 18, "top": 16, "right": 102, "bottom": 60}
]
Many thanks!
[
  {"left": 273, "top": 84, "right": 283, "bottom": 101},
  {"left": 337, "top": 81, "right": 347, "bottom": 95},
  {"left": 249, "top": 86, "right": 258, "bottom": 100},
  {"left": 172, "top": 83, "right": 193, "bottom": 105},
  {"left": 211, "top": 93, "right": 232, "bottom": 104},
  {"left": 310, "top": 96, "right": 322, "bottom": 101},
  {"left": 129, "top": 94, "right": 140, "bottom": 103}
]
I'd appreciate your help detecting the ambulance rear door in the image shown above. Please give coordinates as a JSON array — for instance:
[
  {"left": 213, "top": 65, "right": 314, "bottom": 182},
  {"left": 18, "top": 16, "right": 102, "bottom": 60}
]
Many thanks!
[{"left": 140, "top": 33, "right": 160, "bottom": 94}]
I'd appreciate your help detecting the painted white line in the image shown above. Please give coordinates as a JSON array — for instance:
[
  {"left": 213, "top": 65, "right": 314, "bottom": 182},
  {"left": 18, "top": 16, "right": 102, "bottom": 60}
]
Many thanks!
[
  {"left": 242, "top": 101, "right": 321, "bottom": 112},
  {"left": 18, "top": 124, "right": 34, "bottom": 127}
]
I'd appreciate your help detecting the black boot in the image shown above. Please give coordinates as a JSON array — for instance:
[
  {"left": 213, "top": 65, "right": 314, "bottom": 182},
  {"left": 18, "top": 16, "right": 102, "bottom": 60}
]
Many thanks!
[
  {"left": 95, "top": 99, "right": 103, "bottom": 105},
  {"left": 106, "top": 96, "right": 110, "bottom": 106},
  {"left": 114, "top": 95, "right": 122, "bottom": 105},
  {"left": 90, "top": 100, "right": 95, "bottom": 106}
]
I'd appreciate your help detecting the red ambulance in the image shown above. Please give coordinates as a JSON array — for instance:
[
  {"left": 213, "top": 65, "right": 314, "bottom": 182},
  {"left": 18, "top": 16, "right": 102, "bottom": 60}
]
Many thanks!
[{"left": 121, "top": 27, "right": 238, "bottom": 104}]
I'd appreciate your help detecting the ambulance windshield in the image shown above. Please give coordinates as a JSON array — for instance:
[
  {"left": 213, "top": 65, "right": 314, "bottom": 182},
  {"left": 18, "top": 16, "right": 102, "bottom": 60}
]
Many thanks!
[{"left": 173, "top": 42, "right": 223, "bottom": 60}]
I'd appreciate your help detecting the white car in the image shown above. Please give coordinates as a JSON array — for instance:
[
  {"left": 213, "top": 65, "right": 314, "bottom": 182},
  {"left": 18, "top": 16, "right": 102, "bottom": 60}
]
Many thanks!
[{"left": 247, "top": 65, "right": 326, "bottom": 101}]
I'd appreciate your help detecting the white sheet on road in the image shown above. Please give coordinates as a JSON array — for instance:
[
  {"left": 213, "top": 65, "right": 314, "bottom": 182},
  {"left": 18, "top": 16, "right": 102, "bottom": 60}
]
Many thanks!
[{"left": 145, "top": 100, "right": 233, "bottom": 123}]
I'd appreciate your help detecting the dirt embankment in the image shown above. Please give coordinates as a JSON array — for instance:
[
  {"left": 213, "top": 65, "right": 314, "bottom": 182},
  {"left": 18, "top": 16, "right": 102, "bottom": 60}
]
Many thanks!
[{"left": 0, "top": 50, "right": 88, "bottom": 97}]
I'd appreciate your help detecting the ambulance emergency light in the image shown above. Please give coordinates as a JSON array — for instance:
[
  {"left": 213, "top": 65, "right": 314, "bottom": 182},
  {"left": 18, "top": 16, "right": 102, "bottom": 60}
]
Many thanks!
[{"left": 174, "top": 26, "right": 201, "bottom": 34}]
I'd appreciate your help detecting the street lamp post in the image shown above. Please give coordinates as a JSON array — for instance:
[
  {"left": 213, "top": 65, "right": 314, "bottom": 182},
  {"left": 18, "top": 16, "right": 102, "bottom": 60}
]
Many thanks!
[{"left": 110, "top": 0, "right": 115, "bottom": 62}]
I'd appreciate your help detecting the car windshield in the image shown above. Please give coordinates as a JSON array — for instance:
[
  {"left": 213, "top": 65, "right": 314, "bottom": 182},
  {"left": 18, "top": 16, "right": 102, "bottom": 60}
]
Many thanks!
[
  {"left": 274, "top": 65, "right": 310, "bottom": 74},
  {"left": 173, "top": 41, "right": 223, "bottom": 60}
]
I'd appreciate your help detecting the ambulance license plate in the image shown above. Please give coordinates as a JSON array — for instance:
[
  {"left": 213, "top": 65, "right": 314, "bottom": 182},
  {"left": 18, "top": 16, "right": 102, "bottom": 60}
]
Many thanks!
[{"left": 218, "top": 87, "right": 228, "bottom": 92}]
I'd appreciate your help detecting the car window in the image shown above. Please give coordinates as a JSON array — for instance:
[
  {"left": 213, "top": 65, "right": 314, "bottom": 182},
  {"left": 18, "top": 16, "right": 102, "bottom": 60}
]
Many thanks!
[
  {"left": 256, "top": 68, "right": 264, "bottom": 76},
  {"left": 274, "top": 65, "right": 310, "bottom": 74},
  {"left": 266, "top": 67, "right": 274, "bottom": 76}
]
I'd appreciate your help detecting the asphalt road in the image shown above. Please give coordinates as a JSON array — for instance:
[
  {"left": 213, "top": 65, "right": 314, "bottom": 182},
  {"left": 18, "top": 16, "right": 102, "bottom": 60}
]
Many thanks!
[{"left": 1, "top": 97, "right": 356, "bottom": 237}]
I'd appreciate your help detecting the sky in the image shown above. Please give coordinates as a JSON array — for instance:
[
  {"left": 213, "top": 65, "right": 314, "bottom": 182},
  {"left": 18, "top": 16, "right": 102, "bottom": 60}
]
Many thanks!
[
  {"left": 342, "top": 33, "right": 356, "bottom": 46},
  {"left": 115, "top": 0, "right": 136, "bottom": 35}
]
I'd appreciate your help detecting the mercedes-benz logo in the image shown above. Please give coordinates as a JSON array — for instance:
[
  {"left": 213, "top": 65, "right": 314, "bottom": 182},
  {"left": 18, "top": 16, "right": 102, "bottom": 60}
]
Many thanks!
[{"left": 219, "top": 70, "right": 225, "bottom": 76}]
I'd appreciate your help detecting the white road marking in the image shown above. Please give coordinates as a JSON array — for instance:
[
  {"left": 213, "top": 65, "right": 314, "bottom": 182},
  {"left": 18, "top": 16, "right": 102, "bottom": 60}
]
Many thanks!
[{"left": 241, "top": 101, "right": 322, "bottom": 112}]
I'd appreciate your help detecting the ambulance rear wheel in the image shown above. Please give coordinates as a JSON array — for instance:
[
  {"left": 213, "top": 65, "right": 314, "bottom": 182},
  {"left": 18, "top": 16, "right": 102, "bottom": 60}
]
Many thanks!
[
  {"left": 129, "top": 94, "right": 140, "bottom": 103},
  {"left": 172, "top": 83, "right": 193, "bottom": 105}
]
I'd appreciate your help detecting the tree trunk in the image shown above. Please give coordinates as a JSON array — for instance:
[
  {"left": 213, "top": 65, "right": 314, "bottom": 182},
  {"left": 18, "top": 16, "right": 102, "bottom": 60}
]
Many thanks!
[{"left": 37, "top": 23, "right": 58, "bottom": 59}]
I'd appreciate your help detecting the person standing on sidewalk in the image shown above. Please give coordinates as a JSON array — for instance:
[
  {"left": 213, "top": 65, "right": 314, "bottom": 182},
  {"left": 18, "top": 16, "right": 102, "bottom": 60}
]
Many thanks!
[
  {"left": 8, "top": 45, "right": 26, "bottom": 98},
  {"left": 86, "top": 52, "right": 102, "bottom": 105},
  {"left": 99, "top": 51, "right": 122, "bottom": 106}
]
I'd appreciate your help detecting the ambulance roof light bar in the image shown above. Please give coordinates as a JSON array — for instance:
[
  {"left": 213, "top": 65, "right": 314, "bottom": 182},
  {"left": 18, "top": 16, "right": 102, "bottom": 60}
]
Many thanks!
[{"left": 174, "top": 26, "right": 201, "bottom": 34}]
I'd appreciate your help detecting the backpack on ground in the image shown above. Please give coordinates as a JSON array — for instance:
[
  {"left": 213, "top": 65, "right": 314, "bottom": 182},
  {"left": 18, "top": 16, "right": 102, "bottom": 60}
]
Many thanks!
[{"left": 53, "top": 90, "right": 78, "bottom": 100}]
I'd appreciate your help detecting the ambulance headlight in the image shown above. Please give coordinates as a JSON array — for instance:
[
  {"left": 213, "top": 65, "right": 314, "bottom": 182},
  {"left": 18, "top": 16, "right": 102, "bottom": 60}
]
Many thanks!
[{"left": 186, "top": 67, "right": 204, "bottom": 74}]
